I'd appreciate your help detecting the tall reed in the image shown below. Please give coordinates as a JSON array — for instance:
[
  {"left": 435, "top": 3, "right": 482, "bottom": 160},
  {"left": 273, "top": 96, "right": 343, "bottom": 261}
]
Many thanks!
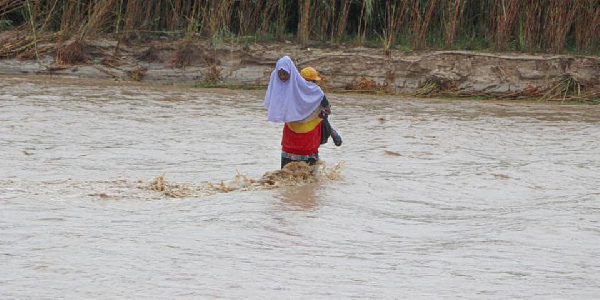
[
  {"left": 380, "top": 0, "right": 410, "bottom": 50},
  {"left": 0, "top": 0, "right": 24, "bottom": 17},
  {"left": 308, "top": 0, "right": 335, "bottom": 41},
  {"left": 0, "top": 0, "right": 598, "bottom": 54},
  {"left": 494, "top": 0, "right": 521, "bottom": 50},
  {"left": 334, "top": 0, "right": 351, "bottom": 44},
  {"left": 356, "top": 0, "right": 374, "bottom": 45},
  {"left": 520, "top": 0, "right": 544, "bottom": 52},
  {"left": 411, "top": 0, "right": 438, "bottom": 49},
  {"left": 543, "top": 0, "right": 577, "bottom": 53},
  {"left": 297, "top": 0, "right": 311, "bottom": 45},
  {"left": 82, "top": 0, "right": 119, "bottom": 39},
  {"left": 275, "top": 0, "right": 289, "bottom": 41},
  {"left": 24, "top": 0, "right": 39, "bottom": 60},
  {"left": 574, "top": 0, "right": 600, "bottom": 52},
  {"left": 442, "top": 0, "right": 466, "bottom": 48}
]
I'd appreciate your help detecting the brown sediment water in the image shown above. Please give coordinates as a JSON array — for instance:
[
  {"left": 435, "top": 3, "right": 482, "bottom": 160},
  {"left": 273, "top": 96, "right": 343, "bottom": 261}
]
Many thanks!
[
  {"left": 1, "top": 75, "right": 599, "bottom": 299},
  {"left": 141, "top": 161, "right": 344, "bottom": 198}
]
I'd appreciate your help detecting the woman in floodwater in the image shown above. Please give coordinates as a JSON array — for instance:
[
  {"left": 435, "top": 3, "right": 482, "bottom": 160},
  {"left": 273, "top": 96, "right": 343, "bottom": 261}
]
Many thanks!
[{"left": 263, "top": 56, "right": 341, "bottom": 169}]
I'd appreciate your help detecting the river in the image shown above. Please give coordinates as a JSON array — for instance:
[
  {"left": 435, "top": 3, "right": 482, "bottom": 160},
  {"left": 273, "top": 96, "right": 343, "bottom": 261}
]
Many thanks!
[{"left": 1, "top": 75, "right": 599, "bottom": 299}]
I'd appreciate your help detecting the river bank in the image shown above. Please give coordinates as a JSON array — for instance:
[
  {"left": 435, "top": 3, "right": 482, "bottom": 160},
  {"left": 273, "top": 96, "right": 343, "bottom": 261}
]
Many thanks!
[{"left": 1, "top": 33, "right": 599, "bottom": 101}]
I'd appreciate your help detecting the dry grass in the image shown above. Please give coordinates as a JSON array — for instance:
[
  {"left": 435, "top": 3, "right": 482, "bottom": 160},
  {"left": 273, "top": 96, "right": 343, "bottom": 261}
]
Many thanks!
[
  {"left": 430, "top": 74, "right": 598, "bottom": 102},
  {"left": 56, "top": 40, "right": 87, "bottom": 65},
  {"left": 414, "top": 75, "right": 459, "bottom": 96},
  {"left": 539, "top": 74, "right": 588, "bottom": 102},
  {"left": 136, "top": 46, "right": 161, "bottom": 63},
  {"left": 204, "top": 65, "right": 221, "bottom": 84},
  {"left": 414, "top": 80, "right": 441, "bottom": 96},
  {"left": 0, "top": 35, "right": 33, "bottom": 58},
  {"left": 126, "top": 66, "right": 147, "bottom": 81},
  {"left": 168, "top": 43, "right": 194, "bottom": 69},
  {"left": 345, "top": 77, "right": 386, "bottom": 92},
  {"left": 496, "top": 85, "right": 544, "bottom": 100}
]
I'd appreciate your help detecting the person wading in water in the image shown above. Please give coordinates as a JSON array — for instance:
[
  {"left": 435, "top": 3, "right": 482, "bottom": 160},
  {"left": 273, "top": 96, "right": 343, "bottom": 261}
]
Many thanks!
[{"left": 263, "top": 56, "right": 342, "bottom": 169}]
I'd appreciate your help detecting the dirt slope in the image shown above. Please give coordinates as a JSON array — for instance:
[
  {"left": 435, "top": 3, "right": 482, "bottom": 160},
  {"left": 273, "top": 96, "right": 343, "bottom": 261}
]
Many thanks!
[{"left": 1, "top": 35, "right": 598, "bottom": 99}]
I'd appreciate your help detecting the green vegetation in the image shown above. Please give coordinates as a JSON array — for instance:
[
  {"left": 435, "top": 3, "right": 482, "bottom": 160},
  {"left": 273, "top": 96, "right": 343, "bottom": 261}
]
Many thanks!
[
  {"left": 0, "top": 0, "right": 598, "bottom": 54},
  {"left": 0, "top": 18, "right": 12, "bottom": 31}
]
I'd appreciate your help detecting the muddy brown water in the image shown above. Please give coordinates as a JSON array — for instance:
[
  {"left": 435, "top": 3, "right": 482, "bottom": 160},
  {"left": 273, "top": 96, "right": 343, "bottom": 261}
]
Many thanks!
[{"left": 1, "top": 75, "right": 599, "bottom": 299}]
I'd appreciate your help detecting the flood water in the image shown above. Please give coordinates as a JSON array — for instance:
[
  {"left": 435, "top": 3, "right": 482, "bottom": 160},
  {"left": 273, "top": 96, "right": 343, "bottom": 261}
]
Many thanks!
[{"left": 1, "top": 75, "right": 599, "bottom": 299}]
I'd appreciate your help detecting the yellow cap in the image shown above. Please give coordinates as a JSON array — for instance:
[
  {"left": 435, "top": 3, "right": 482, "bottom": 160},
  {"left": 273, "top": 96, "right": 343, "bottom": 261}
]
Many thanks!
[{"left": 300, "top": 67, "right": 322, "bottom": 81}]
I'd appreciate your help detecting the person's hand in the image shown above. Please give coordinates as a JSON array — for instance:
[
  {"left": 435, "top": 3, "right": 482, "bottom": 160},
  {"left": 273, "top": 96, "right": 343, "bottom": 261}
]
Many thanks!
[
  {"left": 331, "top": 130, "right": 342, "bottom": 147},
  {"left": 318, "top": 109, "right": 329, "bottom": 119},
  {"left": 319, "top": 105, "right": 331, "bottom": 119}
]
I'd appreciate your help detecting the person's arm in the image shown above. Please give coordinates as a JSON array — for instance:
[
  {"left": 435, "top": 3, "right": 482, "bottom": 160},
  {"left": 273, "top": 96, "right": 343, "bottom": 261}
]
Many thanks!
[
  {"left": 319, "top": 95, "right": 342, "bottom": 146},
  {"left": 319, "top": 95, "right": 331, "bottom": 118}
]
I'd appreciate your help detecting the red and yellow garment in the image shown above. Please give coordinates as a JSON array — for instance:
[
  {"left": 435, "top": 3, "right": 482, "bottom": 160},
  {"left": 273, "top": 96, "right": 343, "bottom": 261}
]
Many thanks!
[{"left": 281, "top": 117, "right": 323, "bottom": 156}]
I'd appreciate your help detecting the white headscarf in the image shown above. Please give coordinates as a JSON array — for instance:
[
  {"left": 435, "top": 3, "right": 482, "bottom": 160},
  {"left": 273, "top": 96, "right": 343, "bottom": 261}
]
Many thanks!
[{"left": 263, "top": 56, "right": 324, "bottom": 123}]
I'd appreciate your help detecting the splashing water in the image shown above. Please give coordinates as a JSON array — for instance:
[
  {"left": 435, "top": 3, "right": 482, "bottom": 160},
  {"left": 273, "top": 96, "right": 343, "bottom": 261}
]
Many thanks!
[{"left": 141, "top": 161, "right": 344, "bottom": 198}]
